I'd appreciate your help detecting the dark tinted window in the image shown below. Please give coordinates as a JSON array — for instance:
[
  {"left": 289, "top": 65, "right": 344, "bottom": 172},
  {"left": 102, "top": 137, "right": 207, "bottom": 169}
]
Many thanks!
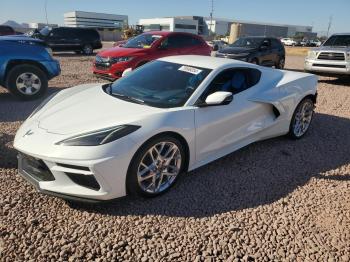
[
  {"left": 203, "top": 68, "right": 261, "bottom": 97},
  {"left": 230, "top": 37, "right": 264, "bottom": 48},
  {"left": 163, "top": 34, "right": 201, "bottom": 48},
  {"left": 271, "top": 38, "right": 283, "bottom": 48},
  {"left": 174, "top": 24, "right": 197, "bottom": 30},
  {"left": 109, "top": 61, "right": 211, "bottom": 108},
  {"left": 50, "top": 28, "right": 65, "bottom": 38},
  {"left": 323, "top": 35, "right": 350, "bottom": 47}
]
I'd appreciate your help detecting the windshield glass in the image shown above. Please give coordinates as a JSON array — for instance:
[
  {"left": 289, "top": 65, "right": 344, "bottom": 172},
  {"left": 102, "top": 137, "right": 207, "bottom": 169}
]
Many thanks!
[
  {"left": 323, "top": 35, "right": 350, "bottom": 47},
  {"left": 108, "top": 61, "right": 211, "bottom": 108},
  {"left": 230, "top": 38, "right": 263, "bottom": 48},
  {"left": 123, "top": 34, "right": 162, "bottom": 48}
]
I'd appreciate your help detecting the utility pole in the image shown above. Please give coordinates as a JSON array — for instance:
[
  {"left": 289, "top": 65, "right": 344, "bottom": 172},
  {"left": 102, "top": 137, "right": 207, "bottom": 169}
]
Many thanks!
[
  {"left": 45, "top": 0, "right": 49, "bottom": 25},
  {"left": 326, "top": 15, "right": 332, "bottom": 37},
  {"left": 209, "top": 0, "right": 214, "bottom": 37}
]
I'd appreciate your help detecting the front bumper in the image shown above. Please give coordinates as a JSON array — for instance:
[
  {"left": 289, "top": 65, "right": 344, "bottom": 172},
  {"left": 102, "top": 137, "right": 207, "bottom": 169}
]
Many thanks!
[
  {"left": 92, "top": 60, "right": 134, "bottom": 81},
  {"left": 41, "top": 59, "right": 61, "bottom": 79},
  {"left": 14, "top": 120, "right": 138, "bottom": 201},
  {"left": 304, "top": 58, "right": 350, "bottom": 75}
]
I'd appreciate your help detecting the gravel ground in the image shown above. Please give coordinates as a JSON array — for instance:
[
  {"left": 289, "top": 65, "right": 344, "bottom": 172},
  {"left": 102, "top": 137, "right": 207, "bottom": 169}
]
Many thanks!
[{"left": 1, "top": 50, "right": 349, "bottom": 261}]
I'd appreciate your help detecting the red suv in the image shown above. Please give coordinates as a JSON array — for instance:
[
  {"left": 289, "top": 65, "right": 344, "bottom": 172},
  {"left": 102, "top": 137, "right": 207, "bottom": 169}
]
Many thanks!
[{"left": 93, "top": 31, "right": 211, "bottom": 80}]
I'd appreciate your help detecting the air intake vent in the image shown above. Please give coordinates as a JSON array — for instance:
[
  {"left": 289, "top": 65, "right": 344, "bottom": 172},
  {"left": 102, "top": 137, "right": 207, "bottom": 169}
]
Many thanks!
[
  {"left": 66, "top": 173, "right": 100, "bottom": 191},
  {"left": 56, "top": 163, "right": 90, "bottom": 171}
]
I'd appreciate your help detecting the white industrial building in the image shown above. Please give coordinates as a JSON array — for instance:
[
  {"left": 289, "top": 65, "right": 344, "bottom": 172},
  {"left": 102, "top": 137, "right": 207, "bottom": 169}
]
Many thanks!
[
  {"left": 64, "top": 11, "right": 128, "bottom": 29},
  {"left": 138, "top": 18, "right": 198, "bottom": 34},
  {"left": 138, "top": 16, "right": 315, "bottom": 39}
]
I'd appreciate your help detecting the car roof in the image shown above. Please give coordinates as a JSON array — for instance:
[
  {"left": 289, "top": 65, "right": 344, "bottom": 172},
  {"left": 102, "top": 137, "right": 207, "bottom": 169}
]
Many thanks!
[
  {"left": 143, "top": 31, "right": 199, "bottom": 37},
  {"left": 159, "top": 55, "right": 251, "bottom": 70}
]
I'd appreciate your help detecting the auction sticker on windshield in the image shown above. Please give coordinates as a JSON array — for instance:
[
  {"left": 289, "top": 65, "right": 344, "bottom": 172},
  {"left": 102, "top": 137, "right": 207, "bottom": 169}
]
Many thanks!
[{"left": 178, "top": 65, "right": 203, "bottom": 75}]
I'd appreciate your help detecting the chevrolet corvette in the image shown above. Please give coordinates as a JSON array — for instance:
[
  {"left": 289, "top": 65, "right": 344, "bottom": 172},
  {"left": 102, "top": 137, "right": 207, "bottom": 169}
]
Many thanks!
[{"left": 14, "top": 55, "right": 318, "bottom": 202}]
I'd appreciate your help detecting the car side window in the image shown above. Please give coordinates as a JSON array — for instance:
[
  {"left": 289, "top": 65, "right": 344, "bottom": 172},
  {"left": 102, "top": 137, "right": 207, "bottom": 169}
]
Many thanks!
[
  {"left": 261, "top": 39, "right": 271, "bottom": 48},
  {"left": 271, "top": 39, "right": 282, "bottom": 49},
  {"left": 202, "top": 68, "right": 262, "bottom": 99},
  {"left": 162, "top": 35, "right": 197, "bottom": 49},
  {"left": 50, "top": 28, "right": 64, "bottom": 38}
]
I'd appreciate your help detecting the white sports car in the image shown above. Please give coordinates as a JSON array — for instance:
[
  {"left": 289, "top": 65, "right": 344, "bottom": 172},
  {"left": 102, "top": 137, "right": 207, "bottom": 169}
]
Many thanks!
[{"left": 14, "top": 56, "right": 318, "bottom": 202}]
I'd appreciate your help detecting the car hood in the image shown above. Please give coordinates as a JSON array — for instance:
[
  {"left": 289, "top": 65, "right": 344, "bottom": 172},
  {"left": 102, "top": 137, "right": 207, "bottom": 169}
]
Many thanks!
[
  {"left": 218, "top": 46, "right": 257, "bottom": 54},
  {"left": 0, "top": 35, "right": 44, "bottom": 43},
  {"left": 35, "top": 84, "right": 164, "bottom": 135},
  {"left": 97, "top": 47, "right": 150, "bottom": 58},
  {"left": 312, "top": 45, "right": 350, "bottom": 52}
]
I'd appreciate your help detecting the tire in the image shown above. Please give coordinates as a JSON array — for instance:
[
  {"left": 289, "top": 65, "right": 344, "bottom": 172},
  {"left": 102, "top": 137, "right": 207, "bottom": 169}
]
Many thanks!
[
  {"left": 275, "top": 57, "right": 285, "bottom": 69},
  {"left": 126, "top": 135, "right": 186, "bottom": 197},
  {"left": 251, "top": 58, "right": 259, "bottom": 65},
  {"left": 6, "top": 64, "right": 48, "bottom": 100},
  {"left": 288, "top": 98, "right": 315, "bottom": 139},
  {"left": 82, "top": 44, "right": 93, "bottom": 55}
]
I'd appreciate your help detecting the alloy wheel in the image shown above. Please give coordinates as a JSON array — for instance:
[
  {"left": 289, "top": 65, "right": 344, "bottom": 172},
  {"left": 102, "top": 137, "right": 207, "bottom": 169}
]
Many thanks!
[
  {"left": 16, "top": 73, "right": 41, "bottom": 95},
  {"left": 293, "top": 100, "right": 314, "bottom": 137},
  {"left": 137, "top": 142, "right": 182, "bottom": 194}
]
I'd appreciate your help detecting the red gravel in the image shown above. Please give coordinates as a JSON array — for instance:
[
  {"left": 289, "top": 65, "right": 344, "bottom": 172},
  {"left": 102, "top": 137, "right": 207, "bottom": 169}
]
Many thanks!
[{"left": 0, "top": 51, "right": 349, "bottom": 261}]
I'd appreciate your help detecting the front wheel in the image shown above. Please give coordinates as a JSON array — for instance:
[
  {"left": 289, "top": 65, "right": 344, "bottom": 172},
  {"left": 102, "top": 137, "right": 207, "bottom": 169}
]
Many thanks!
[
  {"left": 6, "top": 64, "right": 48, "bottom": 100},
  {"left": 275, "top": 57, "right": 285, "bottom": 69},
  {"left": 127, "top": 136, "right": 185, "bottom": 197},
  {"left": 288, "top": 98, "right": 315, "bottom": 139}
]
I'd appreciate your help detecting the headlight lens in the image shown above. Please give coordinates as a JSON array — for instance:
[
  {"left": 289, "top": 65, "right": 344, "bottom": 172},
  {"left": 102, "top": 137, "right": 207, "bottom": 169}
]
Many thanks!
[
  {"left": 56, "top": 125, "right": 140, "bottom": 146},
  {"left": 307, "top": 51, "right": 317, "bottom": 59},
  {"left": 110, "top": 57, "right": 134, "bottom": 64},
  {"left": 29, "top": 92, "right": 58, "bottom": 118}
]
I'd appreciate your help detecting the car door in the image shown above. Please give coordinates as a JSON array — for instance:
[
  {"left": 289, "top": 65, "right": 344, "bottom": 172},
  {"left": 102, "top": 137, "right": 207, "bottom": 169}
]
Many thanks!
[
  {"left": 259, "top": 39, "right": 274, "bottom": 66},
  {"left": 157, "top": 34, "right": 188, "bottom": 57},
  {"left": 194, "top": 68, "right": 270, "bottom": 166},
  {"left": 46, "top": 28, "right": 71, "bottom": 51}
]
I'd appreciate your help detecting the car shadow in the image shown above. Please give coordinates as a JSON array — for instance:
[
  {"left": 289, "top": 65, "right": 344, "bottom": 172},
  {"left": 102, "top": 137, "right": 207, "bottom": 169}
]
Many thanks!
[
  {"left": 69, "top": 113, "right": 350, "bottom": 218},
  {"left": 0, "top": 133, "right": 17, "bottom": 168},
  {"left": 318, "top": 77, "right": 350, "bottom": 86},
  {"left": 0, "top": 87, "right": 65, "bottom": 122}
]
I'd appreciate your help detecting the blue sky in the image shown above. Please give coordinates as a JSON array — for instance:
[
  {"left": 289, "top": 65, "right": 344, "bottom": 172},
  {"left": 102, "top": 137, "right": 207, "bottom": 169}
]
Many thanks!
[{"left": 1, "top": 0, "right": 349, "bottom": 35}]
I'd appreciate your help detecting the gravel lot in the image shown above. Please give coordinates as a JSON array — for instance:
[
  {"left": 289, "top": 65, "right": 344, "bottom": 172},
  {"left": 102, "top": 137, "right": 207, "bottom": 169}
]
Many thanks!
[{"left": 1, "top": 49, "right": 349, "bottom": 261}]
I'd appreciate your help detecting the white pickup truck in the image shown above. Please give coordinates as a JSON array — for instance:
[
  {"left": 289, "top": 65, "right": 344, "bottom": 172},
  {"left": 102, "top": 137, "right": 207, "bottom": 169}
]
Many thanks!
[{"left": 304, "top": 33, "right": 350, "bottom": 76}]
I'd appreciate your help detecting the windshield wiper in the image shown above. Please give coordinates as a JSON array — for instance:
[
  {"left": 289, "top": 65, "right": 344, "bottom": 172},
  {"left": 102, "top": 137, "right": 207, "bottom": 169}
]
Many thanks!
[{"left": 112, "top": 93, "right": 145, "bottom": 105}]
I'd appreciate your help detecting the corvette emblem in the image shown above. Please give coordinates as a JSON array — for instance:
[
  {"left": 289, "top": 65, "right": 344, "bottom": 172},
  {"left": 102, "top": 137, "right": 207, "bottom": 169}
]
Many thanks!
[{"left": 23, "top": 130, "right": 34, "bottom": 138}]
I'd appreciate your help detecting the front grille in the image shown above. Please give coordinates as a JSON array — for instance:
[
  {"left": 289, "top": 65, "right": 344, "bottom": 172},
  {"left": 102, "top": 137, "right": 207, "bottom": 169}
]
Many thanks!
[
  {"left": 317, "top": 52, "right": 345, "bottom": 61},
  {"left": 312, "top": 64, "right": 346, "bottom": 68},
  {"left": 21, "top": 154, "right": 55, "bottom": 182},
  {"left": 66, "top": 173, "right": 100, "bottom": 191},
  {"left": 95, "top": 63, "right": 110, "bottom": 70}
]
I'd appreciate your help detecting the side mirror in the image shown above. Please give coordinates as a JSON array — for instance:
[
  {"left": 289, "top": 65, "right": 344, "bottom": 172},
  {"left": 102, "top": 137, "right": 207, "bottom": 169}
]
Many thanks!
[
  {"left": 198, "top": 91, "right": 233, "bottom": 107},
  {"left": 122, "top": 68, "right": 133, "bottom": 77}
]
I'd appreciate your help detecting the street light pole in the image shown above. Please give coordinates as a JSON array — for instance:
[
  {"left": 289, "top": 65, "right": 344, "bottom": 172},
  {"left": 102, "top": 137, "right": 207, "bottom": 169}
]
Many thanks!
[{"left": 45, "top": 0, "right": 49, "bottom": 25}]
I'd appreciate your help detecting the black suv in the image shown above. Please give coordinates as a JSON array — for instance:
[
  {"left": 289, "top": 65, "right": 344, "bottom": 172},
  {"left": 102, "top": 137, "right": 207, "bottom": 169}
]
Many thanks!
[
  {"left": 215, "top": 37, "right": 285, "bottom": 69},
  {"left": 28, "top": 27, "right": 102, "bottom": 55}
]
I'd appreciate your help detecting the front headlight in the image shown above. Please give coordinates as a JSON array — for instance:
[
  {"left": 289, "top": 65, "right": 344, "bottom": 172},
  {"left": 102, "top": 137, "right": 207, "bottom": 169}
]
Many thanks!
[
  {"left": 110, "top": 57, "right": 134, "bottom": 64},
  {"left": 56, "top": 125, "right": 141, "bottom": 146},
  {"left": 307, "top": 51, "right": 317, "bottom": 59},
  {"left": 29, "top": 92, "right": 58, "bottom": 118}
]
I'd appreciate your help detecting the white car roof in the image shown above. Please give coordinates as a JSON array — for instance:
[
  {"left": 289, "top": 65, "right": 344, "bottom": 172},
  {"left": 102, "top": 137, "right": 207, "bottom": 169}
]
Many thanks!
[{"left": 159, "top": 55, "right": 251, "bottom": 70}]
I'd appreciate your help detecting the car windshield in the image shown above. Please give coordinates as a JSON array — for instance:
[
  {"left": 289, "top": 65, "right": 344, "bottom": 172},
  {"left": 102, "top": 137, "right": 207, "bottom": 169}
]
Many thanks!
[
  {"left": 323, "top": 35, "right": 350, "bottom": 47},
  {"left": 230, "top": 38, "right": 263, "bottom": 48},
  {"left": 123, "top": 34, "right": 162, "bottom": 48},
  {"left": 107, "top": 61, "right": 211, "bottom": 108}
]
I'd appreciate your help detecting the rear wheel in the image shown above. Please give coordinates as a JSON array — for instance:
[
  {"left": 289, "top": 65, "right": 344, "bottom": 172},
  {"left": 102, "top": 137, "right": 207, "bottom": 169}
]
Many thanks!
[
  {"left": 276, "top": 57, "right": 285, "bottom": 69},
  {"left": 289, "top": 98, "right": 315, "bottom": 139},
  {"left": 127, "top": 136, "right": 185, "bottom": 197},
  {"left": 82, "top": 44, "right": 93, "bottom": 55},
  {"left": 6, "top": 64, "right": 48, "bottom": 100}
]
